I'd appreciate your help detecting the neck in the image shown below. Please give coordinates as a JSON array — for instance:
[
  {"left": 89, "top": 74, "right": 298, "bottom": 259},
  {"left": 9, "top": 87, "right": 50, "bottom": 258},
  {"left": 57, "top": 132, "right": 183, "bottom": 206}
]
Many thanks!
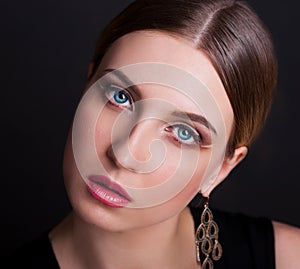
[{"left": 50, "top": 207, "right": 198, "bottom": 269}]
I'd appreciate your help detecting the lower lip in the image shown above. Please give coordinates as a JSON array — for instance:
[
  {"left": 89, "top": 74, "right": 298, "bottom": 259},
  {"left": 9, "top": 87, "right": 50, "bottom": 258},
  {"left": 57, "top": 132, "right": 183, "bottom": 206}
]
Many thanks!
[{"left": 87, "top": 178, "right": 130, "bottom": 208}]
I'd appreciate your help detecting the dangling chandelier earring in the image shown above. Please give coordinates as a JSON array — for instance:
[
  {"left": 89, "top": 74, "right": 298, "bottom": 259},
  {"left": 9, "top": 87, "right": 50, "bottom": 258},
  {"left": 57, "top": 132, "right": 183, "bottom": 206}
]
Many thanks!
[{"left": 195, "top": 197, "right": 222, "bottom": 269}]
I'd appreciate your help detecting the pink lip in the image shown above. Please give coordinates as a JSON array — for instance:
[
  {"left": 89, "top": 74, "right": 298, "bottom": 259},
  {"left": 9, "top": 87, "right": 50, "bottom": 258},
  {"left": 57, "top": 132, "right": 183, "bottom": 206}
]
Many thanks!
[{"left": 87, "top": 175, "right": 131, "bottom": 208}]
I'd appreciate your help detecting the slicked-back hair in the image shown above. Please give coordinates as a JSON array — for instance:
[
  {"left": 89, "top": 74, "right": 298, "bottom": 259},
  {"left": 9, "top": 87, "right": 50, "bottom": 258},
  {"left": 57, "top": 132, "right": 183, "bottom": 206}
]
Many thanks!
[{"left": 90, "top": 0, "right": 277, "bottom": 157}]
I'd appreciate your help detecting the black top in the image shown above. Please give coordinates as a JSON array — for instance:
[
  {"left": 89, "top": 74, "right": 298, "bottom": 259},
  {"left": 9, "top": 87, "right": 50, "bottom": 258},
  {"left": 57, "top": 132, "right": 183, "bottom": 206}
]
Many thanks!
[
  {"left": 5, "top": 208, "right": 275, "bottom": 269},
  {"left": 4, "top": 231, "right": 60, "bottom": 269}
]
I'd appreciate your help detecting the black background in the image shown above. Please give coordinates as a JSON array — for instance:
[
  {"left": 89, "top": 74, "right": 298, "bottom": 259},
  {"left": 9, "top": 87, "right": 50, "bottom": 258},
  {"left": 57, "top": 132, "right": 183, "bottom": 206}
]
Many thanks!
[{"left": 0, "top": 0, "right": 299, "bottom": 255}]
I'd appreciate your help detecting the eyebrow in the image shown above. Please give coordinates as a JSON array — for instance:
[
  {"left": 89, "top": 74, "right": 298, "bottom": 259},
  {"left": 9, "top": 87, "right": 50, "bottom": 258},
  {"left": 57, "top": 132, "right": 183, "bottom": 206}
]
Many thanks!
[
  {"left": 103, "top": 69, "right": 217, "bottom": 135},
  {"left": 103, "top": 68, "right": 142, "bottom": 98},
  {"left": 172, "top": 111, "right": 217, "bottom": 135}
]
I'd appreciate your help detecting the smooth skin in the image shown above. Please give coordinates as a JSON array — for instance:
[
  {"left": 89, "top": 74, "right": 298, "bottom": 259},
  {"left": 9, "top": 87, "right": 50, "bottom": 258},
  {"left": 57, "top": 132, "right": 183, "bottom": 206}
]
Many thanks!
[{"left": 50, "top": 31, "right": 300, "bottom": 269}]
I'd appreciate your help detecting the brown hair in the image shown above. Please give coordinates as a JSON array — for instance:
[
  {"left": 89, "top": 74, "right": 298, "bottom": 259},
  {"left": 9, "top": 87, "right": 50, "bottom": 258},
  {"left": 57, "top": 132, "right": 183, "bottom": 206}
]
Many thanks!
[{"left": 90, "top": 0, "right": 277, "bottom": 157}]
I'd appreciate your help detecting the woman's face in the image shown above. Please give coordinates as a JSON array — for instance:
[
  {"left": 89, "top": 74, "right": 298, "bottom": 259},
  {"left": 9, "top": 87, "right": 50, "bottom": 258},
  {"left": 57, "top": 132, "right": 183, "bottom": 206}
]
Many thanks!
[{"left": 63, "top": 31, "right": 235, "bottom": 231}]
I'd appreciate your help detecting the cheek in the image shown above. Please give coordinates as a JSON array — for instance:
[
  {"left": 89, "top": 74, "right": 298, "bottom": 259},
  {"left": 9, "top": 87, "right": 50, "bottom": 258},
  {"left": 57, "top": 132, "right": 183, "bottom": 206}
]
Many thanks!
[
  {"left": 157, "top": 145, "right": 200, "bottom": 179},
  {"left": 138, "top": 147, "right": 184, "bottom": 188},
  {"left": 168, "top": 151, "right": 212, "bottom": 207},
  {"left": 63, "top": 130, "right": 77, "bottom": 187},
  {"left": 153, "top": 151, "right": 212, "bottom": 210},
  {"left": 94, "top": 111, "right": 210, "bottom": 186},
  {"left": 93, "top": 107, "right": 212, "bottom": 198},
  {"left": 190, "top": 153, "right": 211, "bottom": 186},
  {"left": 63, "top": 129, "right": 87, "bottom": 206},
  {"left": 94, "top": 108, "right": 118, "bottom": 158}
]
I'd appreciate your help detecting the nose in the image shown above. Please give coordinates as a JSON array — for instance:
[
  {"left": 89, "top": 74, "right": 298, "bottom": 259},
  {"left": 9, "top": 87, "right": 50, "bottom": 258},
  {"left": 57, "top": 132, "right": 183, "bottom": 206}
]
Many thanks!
[
  {"left": 107, "top": 119, "right": 166, "bottom": 173},
  {"left": 128, "top": 120, "right": 157, "bottom": 162}
]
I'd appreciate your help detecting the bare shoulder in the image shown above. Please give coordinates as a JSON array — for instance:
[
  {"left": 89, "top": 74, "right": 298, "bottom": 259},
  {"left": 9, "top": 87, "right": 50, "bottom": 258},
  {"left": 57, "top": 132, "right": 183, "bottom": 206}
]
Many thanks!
[{"left": 273, "top": 221, "right": 300, "bottom": 269}]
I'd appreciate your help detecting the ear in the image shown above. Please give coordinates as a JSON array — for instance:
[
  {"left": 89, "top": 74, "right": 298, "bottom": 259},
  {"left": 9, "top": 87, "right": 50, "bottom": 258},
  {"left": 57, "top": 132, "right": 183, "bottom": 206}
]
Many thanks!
[{"left": 202, "top": 146, "right": 248, "bottom": 196}]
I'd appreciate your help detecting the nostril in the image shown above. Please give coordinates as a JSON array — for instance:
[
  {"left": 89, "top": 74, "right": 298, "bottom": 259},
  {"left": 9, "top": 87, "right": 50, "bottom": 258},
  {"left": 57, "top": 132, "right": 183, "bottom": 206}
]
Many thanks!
[
  {"left": 106, "top": 144, "right": 137, "bottom": 172},
  {"left": 106, "top": 145, "right": 116, "bottom": 163},
  {"left": 107, "top": 120, "right": 164, "bottom": 173}
]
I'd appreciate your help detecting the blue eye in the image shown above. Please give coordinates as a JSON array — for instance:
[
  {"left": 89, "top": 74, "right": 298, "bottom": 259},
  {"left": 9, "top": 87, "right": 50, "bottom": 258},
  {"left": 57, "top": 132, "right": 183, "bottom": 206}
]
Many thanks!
[
  {"left": 113, "top": 91, "right": 128, "bottom": 104},
  {"left": 177, "top": 127, "right": 193, "bottom": 141},
  {"left": 104, "top": 84, "right": 133, "bottom": 110},
  {"left": 165, "top": 123, "right": 201, "bottom": 146}
]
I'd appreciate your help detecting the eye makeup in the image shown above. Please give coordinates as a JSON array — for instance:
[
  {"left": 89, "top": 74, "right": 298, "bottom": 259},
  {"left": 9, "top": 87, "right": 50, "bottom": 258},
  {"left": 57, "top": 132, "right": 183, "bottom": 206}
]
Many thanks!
[
  {"left": 98, "top": 68, "right": 216, "bottom": 149},
  {"left": 103, "top": 84, "right": 134, "bottom": 111},
  {"left": 102, "top": 68, "right": 142, "bottom": 99}
]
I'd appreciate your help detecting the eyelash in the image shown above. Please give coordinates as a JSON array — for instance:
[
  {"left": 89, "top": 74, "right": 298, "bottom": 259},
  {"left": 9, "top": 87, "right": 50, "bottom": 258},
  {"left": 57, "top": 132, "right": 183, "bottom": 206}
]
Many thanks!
[
  {"left": 104, "top": 84, "right": 134, "bottom": 111},
  {"left": 102, "top": 83, "right": 211, "bottom": 148},
  {"left": 164, "top": 123, "right": 203, "bottom": 147}
]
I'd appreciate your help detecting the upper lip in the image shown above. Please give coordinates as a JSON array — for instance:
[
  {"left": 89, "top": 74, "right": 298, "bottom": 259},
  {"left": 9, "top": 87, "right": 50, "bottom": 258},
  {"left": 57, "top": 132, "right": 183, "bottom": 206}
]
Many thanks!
[{"left": 87, "top": 175, "right": 132, "bottom": 201}]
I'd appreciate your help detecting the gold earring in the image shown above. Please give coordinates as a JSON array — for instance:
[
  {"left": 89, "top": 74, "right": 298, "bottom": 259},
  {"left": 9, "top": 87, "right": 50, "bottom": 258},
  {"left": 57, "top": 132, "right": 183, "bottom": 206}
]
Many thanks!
[{"left": 195, "top": 199, "right": 222, "bottom": 269}]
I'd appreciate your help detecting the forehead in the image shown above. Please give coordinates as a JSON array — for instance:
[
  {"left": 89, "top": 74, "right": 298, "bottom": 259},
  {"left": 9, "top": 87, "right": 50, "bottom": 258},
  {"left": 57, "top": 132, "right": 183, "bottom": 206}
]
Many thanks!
[{"left": 97, "top": 30, "right": 234, "bottom": 138}]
